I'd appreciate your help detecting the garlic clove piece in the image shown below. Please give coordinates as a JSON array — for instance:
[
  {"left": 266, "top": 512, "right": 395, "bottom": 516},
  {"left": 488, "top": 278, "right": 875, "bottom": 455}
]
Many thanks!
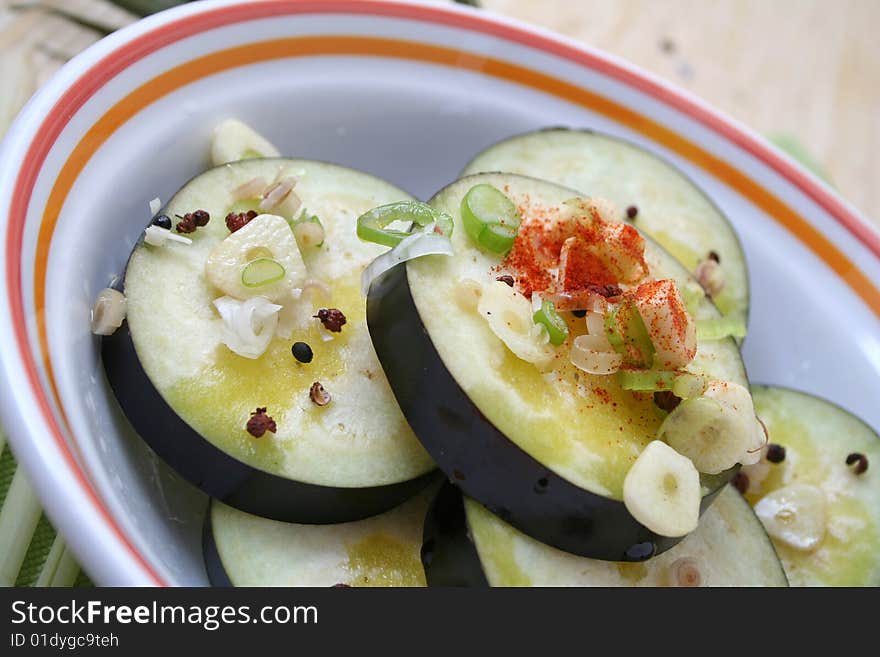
[{"left": 754, "top": 483, "right": 827, "bottom": 552}]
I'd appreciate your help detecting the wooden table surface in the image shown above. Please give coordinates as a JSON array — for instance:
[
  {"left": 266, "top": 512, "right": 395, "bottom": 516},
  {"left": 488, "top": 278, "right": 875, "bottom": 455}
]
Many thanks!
[
  {"left": 2, "top": 0, "right": 878, "bottom": 224},
  {"left": 483, "top": 0, "right": 880, "bottom": 225}
]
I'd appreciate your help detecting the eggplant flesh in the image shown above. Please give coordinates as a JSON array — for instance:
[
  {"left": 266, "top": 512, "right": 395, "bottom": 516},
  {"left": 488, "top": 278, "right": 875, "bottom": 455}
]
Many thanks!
[
  {"left": 749, "top": 386, "right": 880, "bottom": 586},
  {"left": 204, "top": 483, "right": 438, "bottom": 586},
  {"left": 462, "top": 128, "right": 749, "bottom": 324},
  {"left": 102, "top": 159, "right": 435, "bottom": 523},
  {"left": 368, "top": 173, "right": 746, "bottom": 560},
  {"left": 424, "top": 483, "right": 787, "bottom": 587}
]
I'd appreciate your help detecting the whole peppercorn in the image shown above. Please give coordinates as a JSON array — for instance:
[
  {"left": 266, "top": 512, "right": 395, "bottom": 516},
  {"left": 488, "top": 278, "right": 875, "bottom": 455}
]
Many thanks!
[
  {"left": 192, "top": 209, "right": 210, "bottom": 226},
  {"left": 292, "top": 341, "right": 313, "bottom": 363},
  {"left": 626, "top": 205, "right": 639, "bottom": 220},
  {"left": 246, "top": 407, "right": 276, "bottom": 438},
  {"left": 766, "top": 443, "right": 786, "bottom": 463},
  {"left": 151, "top": 214, "right": 172, "bottom": 230},
  {"left": 175, "top": 209, "right": 210, "bottom": 234},
  {"left": 314, "top": 308, "right": 347, "bottom": 333},
  {"left": 175, "top": 215, "right": 196, "bottom": 234},
  {"left": 226, "top": 209, "right": 258, "bottom": 233},
  {"left": 846, "top": 453, "right": 869, "bottom": 475}
]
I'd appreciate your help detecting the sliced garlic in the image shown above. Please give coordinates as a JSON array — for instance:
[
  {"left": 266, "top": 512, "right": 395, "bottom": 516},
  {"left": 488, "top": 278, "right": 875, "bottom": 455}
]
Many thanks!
[
  {"left": 259, "top": 178, "right": 298, "bottom": 213},
  {"left": 143, "top": 225, "right": 192, "bottom": 247},
  {"left": 213, "top": 296, "right": 282, "bottom": 359},
  {"left": 623, "top": 440, "right": 701, "bottom": 537},
  {"left": 570, "top": 334, "right": 623, "bottom": 375},
  {"left": 754, "top": 483, "right": 826, "bottom": 551},
  {"left": 477, "top": 280, "right": 555, "bottom": 368},
  {"left": 210, "top": 118, "right": 280, "bottom": 166},
  {"left": 703, "top": 380, "right": 766, "bottom": 465},
  {"left": 91, "top": 288, "right": 126, "bottom": 336},
  {"left": 232, "top": 176, "right": 269, "bottom": 201},
  {"left": 205, "top": 214, "right": 305, "bottom": 302},
  {"left": 660, "top": 380, "right": 765, "bottom": 474}
]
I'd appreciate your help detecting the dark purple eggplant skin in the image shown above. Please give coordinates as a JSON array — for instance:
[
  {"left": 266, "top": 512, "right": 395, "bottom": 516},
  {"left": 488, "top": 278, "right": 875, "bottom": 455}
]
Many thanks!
[
  {"left": 367, "top": 264, "right": 731, "bottom": 561},
  {"left": 202, "top": 504, "right": 234, "bottom": 587},
  {"left": 101, "top": 323, "right": 436, "bottom": 524},
  {"left": 421, "top": 482, "right": 488, "bottom": 587}
]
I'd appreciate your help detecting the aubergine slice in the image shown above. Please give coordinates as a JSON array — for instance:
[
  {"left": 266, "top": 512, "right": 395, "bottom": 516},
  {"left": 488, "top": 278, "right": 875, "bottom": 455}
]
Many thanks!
[
  {"left": 746, "top": 386, "right": 880, "bottom": 586},
  {"left": 204, "top": 483, "right": 438, "bottom": 586},
  {"left": 103, "top": 159, "right": 435, "bottom": 524},
  {"left": 423, "top": 483, "right": 787, "bottom": 586},
  {"left": 367, "top": 173, "right": 747, "bottom": 560},
  {"left": 462, "top": 128, "right": 748, "bottom": 324}
]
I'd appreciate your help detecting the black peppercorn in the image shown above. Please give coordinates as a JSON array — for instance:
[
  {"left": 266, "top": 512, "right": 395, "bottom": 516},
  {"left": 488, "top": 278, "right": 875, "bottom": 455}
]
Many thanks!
[
  {"left": 292, "top": 341, "right": 313, "bottom": 363},
  {"left": 626, "top": 205, "right": 639, "bottom": 220},
  {"left": 151, "top": 214, "right": 172, "bottom": 230},
  {"left": 766, "top": 443, "right": 786, "bottom": 463}
]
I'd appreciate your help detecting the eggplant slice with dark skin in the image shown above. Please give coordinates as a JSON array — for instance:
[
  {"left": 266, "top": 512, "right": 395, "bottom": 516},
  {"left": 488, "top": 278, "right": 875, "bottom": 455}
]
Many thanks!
[
  {"left": 462, "top": 127, "right": 749, "bottom": 331},
  {"left": 104, "top": 326, "right": 435, "bottom": 524},
  {"left": 367, "top": 173, "right": 746, "bottom": 560},
  {"left": 423, "top": 482, "right": 787, "bottom": 587},
  {"left": 746, "top": 386, "right": 880, "bottom": 586},
  {"left": 102, "top": 159, "right": 436, "bottom": 524},
  {"left": 204, "top": 482, "right": 440, "bottom": 586}
]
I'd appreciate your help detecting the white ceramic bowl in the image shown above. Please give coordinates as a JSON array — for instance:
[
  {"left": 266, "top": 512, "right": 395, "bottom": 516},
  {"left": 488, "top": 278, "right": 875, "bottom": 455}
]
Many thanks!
[{"left": 1, "top": 0, "right": 879, "bottom": 586}]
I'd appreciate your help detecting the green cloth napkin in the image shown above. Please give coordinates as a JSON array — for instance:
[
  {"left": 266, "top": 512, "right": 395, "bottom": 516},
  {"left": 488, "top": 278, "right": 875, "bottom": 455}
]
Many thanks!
[{"left": 0, "top": 434, "right": 91, "bottom": 587}]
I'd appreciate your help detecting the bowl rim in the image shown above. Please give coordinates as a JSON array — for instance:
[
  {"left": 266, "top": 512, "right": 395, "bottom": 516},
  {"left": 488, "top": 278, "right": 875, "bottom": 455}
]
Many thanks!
[{"left": 1, "top": 0, "right": 878, "bottom": 586}]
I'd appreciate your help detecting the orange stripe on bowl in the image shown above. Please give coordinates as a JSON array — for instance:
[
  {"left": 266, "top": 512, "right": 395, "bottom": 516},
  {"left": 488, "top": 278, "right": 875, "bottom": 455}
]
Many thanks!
[{"left": 36, "top": 36, "right": 880, "bottom": 381}]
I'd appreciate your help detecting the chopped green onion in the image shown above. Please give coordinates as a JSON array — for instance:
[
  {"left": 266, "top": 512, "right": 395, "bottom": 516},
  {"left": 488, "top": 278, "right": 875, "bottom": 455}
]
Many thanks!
[
  {"left": 241, "top": 258, "right": 286, "bottom": 287},
  {"left": 460, "top": 184, "right": 521, "bottom": 255},
  {"left": 291, "top": 208, "right": 325, "bottom": 247},
  {"left": 617, "top": 370, "right": 707, "bottom": 397},
  {"left": 605, "top": 300, "right": 655, "bottom": 368},
  {"left": 532, "top": 299, "right": 569, "bottom": 346},
  {"left": 618, "top": 370, "right": 677, "bottom": 391},
  {"left": 357, "top": 201, "right": 454, "bottom": 247},
  {"left": 696, "top": 316, "right": 747, "bottom": 341}
]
